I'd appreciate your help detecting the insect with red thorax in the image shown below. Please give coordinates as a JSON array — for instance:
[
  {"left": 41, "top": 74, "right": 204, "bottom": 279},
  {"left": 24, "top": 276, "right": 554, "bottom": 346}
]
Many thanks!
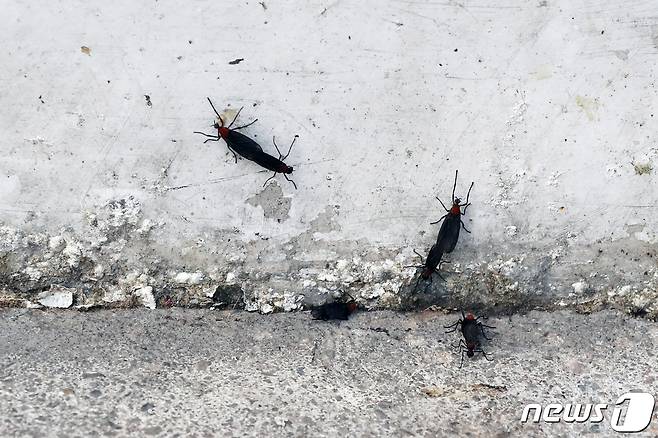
[
  {"left": 194, "top": 97, "right": 299, "bottom": 188},
  {"left": 444, "top": 310, "right": 495, "bottom": 368}
]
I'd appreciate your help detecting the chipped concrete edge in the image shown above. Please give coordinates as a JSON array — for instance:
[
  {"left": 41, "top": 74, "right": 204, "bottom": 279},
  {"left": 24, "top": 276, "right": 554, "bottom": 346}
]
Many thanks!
[{"left": 1, "top": 196, "right": 657, "bottom": 319}]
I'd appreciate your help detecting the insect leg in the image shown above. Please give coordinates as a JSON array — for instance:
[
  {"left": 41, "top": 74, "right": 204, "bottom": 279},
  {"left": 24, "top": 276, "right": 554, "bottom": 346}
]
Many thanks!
[
  {"left": 203, "top": 137, "right": 221, "bottom": 144},
  {"left": 436, "top": 196, "right": 449, "bottom": 212},
  {"left": 226, "top": 143, "right": 238, "bottom": 164},
  {"left": 234, "top": 119, "right": 258, "bottom": 130},
  {"left": 444, "top": 321, "right": 460, "bottom": 332},
  {"left": 460, "top": 220, "right": 471, "bottom": 233},
  {"left": 194, "top": 131, "right": 217, "bottom": 138},
  {"left": 479, "top": 348, "right": 494, "bottom": 361},
  {"left": 227, "top": 106, "right": 244, "bottom": 128},
  {"left": 479, "top": 325, "right": 493, "bottom": 340},
  {"left": 458, "top": 343, "right": 466, "bottom": 369},
  {"left": 284, "top": 174, "right": 298, "bottom": 190},
  {"left": 430, "top": 213, "right": 448, "bottom": 225},
  {"left": 263, "top": 171, "right": 277, "bottom": 187},
  {"left": 475, "top": 316, "right": 495, "bottom": 329}
]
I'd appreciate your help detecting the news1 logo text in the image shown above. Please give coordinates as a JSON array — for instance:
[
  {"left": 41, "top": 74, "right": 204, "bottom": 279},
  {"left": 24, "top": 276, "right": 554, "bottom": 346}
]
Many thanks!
[{"left": 521, "top": 392, "right": 656, "bottom": 433}]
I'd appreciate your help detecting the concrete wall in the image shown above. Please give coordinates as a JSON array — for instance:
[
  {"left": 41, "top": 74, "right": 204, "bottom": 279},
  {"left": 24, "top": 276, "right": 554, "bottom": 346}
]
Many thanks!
[{"left": 1, "top": 0, "right": 657, "bottom": 316}]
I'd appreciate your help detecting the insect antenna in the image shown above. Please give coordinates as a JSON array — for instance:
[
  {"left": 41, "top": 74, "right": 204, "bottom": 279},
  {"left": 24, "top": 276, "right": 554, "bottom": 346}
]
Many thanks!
[
  {"left": 463, "top": 181, "right": 474, "bottom": 206},
  {"left": 206, "top": 97, "right": 224, "bottom": 126},
  {"left": 461, "top": 181, "right": 475, "bottom": 214},
  {"left": 272, "top": 136, "right": 282, "bottom": 158}
]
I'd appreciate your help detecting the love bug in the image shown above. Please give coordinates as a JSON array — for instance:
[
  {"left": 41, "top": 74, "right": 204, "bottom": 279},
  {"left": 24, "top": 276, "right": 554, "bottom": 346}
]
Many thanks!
[
  {"left": 444, "top": 310, "right": 494, "bottom": 368},
  {"left": 405, "top": 247, "right": 447, "bottom": 291},
  {"left": 432, "top": 170, "right": 474, "bottom": 254},
  {"left": 194, "top": 97, "right": 299, "bottom": 189},
  {"left": 310, "top": 294, "right": 357, "bottom": 321}
]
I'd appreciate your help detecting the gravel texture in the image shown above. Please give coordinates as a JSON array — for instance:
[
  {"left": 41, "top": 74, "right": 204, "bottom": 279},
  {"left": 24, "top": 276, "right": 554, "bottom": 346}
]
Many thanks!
[{"left": 0, "top": 309, "right": 656, "bottom": 437}]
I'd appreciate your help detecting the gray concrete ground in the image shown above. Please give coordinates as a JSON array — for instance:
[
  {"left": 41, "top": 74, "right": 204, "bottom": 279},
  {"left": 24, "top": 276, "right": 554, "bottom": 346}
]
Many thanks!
[{"left": 0, "top": 309, "right": 656, "bottom": 438}]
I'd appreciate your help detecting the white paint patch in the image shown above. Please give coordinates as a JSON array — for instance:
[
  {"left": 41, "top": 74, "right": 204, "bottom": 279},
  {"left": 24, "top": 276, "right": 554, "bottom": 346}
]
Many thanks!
[
  {"left": 48, "top": 236, "right": 66, "bottom": 253},
  {"left": 174, "top": 272, "right": 204, "bottom": 285},
  {"left": 24, "top": 267, "right": 43, "bottom": 281},
  {"left": 62, "top": 242, "right": 83, "bottom": 267},
  {"left": 25, "top": 301, "right": 43, "bottom": 309},
  {"left": 260, "top": 303, "right": 274, "bottom": 314},
  {"left": 103, "top": 287, "right": 126, "bottom": 303},
  {"left": 134, "top": 286, "right": 156, "bottom": 309},
  {"left": 38, "top": 288, "right": 73, "bottom": 308},
  {"left": 634, "top": 228, "right": 657, "bottom": 244},
  {"left": 571, "top": 281, "right": 588, "bottom": 294}
]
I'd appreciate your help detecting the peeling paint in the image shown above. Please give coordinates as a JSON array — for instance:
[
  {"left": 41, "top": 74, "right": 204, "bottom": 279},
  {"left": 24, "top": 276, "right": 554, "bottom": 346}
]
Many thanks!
[
  {"left": 632, "top": 161, "right": 652, "bottom": 175},
  {"left": 37, "top": 287, "right": 73, "bottom": 308},
  {"left": 246, "top": 182, "right": 292, "bottom": 221},
  {"left": 1, "top": 203, "right": 657, "bottom": 318},
  {"left": 3, "top": 0, "right": 658, "bottom": 321},
  {"left": 134, "top": 286, "right": 156, "bottom": 309},
  {"left": 575, "top": 95, "right": 600, "bottom": 121}
]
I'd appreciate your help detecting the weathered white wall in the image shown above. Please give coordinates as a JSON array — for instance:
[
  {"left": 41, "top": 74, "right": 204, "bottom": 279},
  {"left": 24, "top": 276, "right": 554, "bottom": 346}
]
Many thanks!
[{"left": 1, "top": 0, "right": 657, "bottom": 315}]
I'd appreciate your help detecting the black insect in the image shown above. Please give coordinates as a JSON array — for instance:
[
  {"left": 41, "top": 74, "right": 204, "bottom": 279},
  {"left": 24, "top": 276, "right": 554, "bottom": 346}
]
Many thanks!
[
  {"left": 406, "top": 246, "right": 448, "bottom": 291},
  {"left": 310, "top": 295, "right": 357, "bottom": 321},
  {"left": 432, "top": 169, "right": 474, "bottom": 254},
  {"left": 194, "top": 97, "right": 298, "bottom": 189},
  {"left": 444, "top": 310, "right": 495, "bottom": 368}
]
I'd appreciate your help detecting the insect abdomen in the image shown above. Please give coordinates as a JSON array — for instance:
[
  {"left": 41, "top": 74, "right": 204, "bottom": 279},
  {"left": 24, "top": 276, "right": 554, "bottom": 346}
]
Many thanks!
[
  {"left": 225, "top": 130, "right": 264, "bottom": 160},
  {"left": 436, "top": 215, "right": 461, "bottom": 253},
  {"left": 250, "top": 152, "right": 288, "bottom": 173}
]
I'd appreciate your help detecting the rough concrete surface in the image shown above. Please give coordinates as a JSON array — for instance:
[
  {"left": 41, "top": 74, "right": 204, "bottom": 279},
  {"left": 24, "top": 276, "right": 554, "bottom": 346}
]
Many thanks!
[
  {"left": 1, "top": 0, "right": 658, "bottom": 315},
  {"left": 0, "top": 308, "right": 656, "bottom": 437}
]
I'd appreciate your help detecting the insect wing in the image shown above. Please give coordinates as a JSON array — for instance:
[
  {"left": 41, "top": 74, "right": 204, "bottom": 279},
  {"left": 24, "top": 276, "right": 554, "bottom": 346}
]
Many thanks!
[
  {"left": 436, "top": 215, "right": 461, "bottom": 253},
  {"left": 425, "top": 244, "right": 444, "bottom": 271},
  {"left": 225, "top": 130, "right": 263, "bottom": 160},
  {"left": 250, "top": 150, "right": 287, "bottom": 173},
  {"left": 461, "top": 320, "right": 481, "bottom": 345}
]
